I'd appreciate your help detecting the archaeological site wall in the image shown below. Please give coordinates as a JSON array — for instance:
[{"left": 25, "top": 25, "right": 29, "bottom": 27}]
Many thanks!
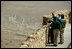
[{"left": 20, "top": 10, "right": 71, "bottom": 48}]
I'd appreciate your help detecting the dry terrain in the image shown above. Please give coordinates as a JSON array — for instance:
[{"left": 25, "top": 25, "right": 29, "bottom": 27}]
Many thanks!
[{"left": 1, "top": 1, "right": 71, "bottom": 48}]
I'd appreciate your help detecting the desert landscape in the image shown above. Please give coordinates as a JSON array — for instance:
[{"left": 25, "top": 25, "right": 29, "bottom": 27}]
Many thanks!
[{"left": 1, "top": 1, "right": 71, "bottom": 48}]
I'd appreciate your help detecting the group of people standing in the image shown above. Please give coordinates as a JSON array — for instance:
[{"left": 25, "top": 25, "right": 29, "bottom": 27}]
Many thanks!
[{"left": 47, "top": 13, "right": 66, "bottom": 46}]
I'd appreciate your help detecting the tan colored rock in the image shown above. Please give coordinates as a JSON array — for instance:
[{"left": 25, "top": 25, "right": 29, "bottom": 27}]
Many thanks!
[
  {"left": 20, "top": 25, "right": 48, "bottom": 48},
  {"left": 20, "top": 10, "right": 70, "bottom": 48},
  {"left": 20, "top": 45, "right": 28, "bottom": 48}
]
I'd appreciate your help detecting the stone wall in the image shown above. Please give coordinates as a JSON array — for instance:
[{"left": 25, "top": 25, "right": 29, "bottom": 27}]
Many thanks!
[
  {"left": 20, "top": 25, "right": 49, "bottom": 48},
  {"left": 20, "top": 10, "right": 71, "bottom": 48},
  {"left": 43, "top": 10, "right": 71, "bottom": 25}
]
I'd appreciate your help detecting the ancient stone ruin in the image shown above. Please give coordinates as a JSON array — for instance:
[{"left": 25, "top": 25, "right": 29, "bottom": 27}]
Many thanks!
[{"left": 20, "top": 10, "right": 71, "bottom": 48}]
